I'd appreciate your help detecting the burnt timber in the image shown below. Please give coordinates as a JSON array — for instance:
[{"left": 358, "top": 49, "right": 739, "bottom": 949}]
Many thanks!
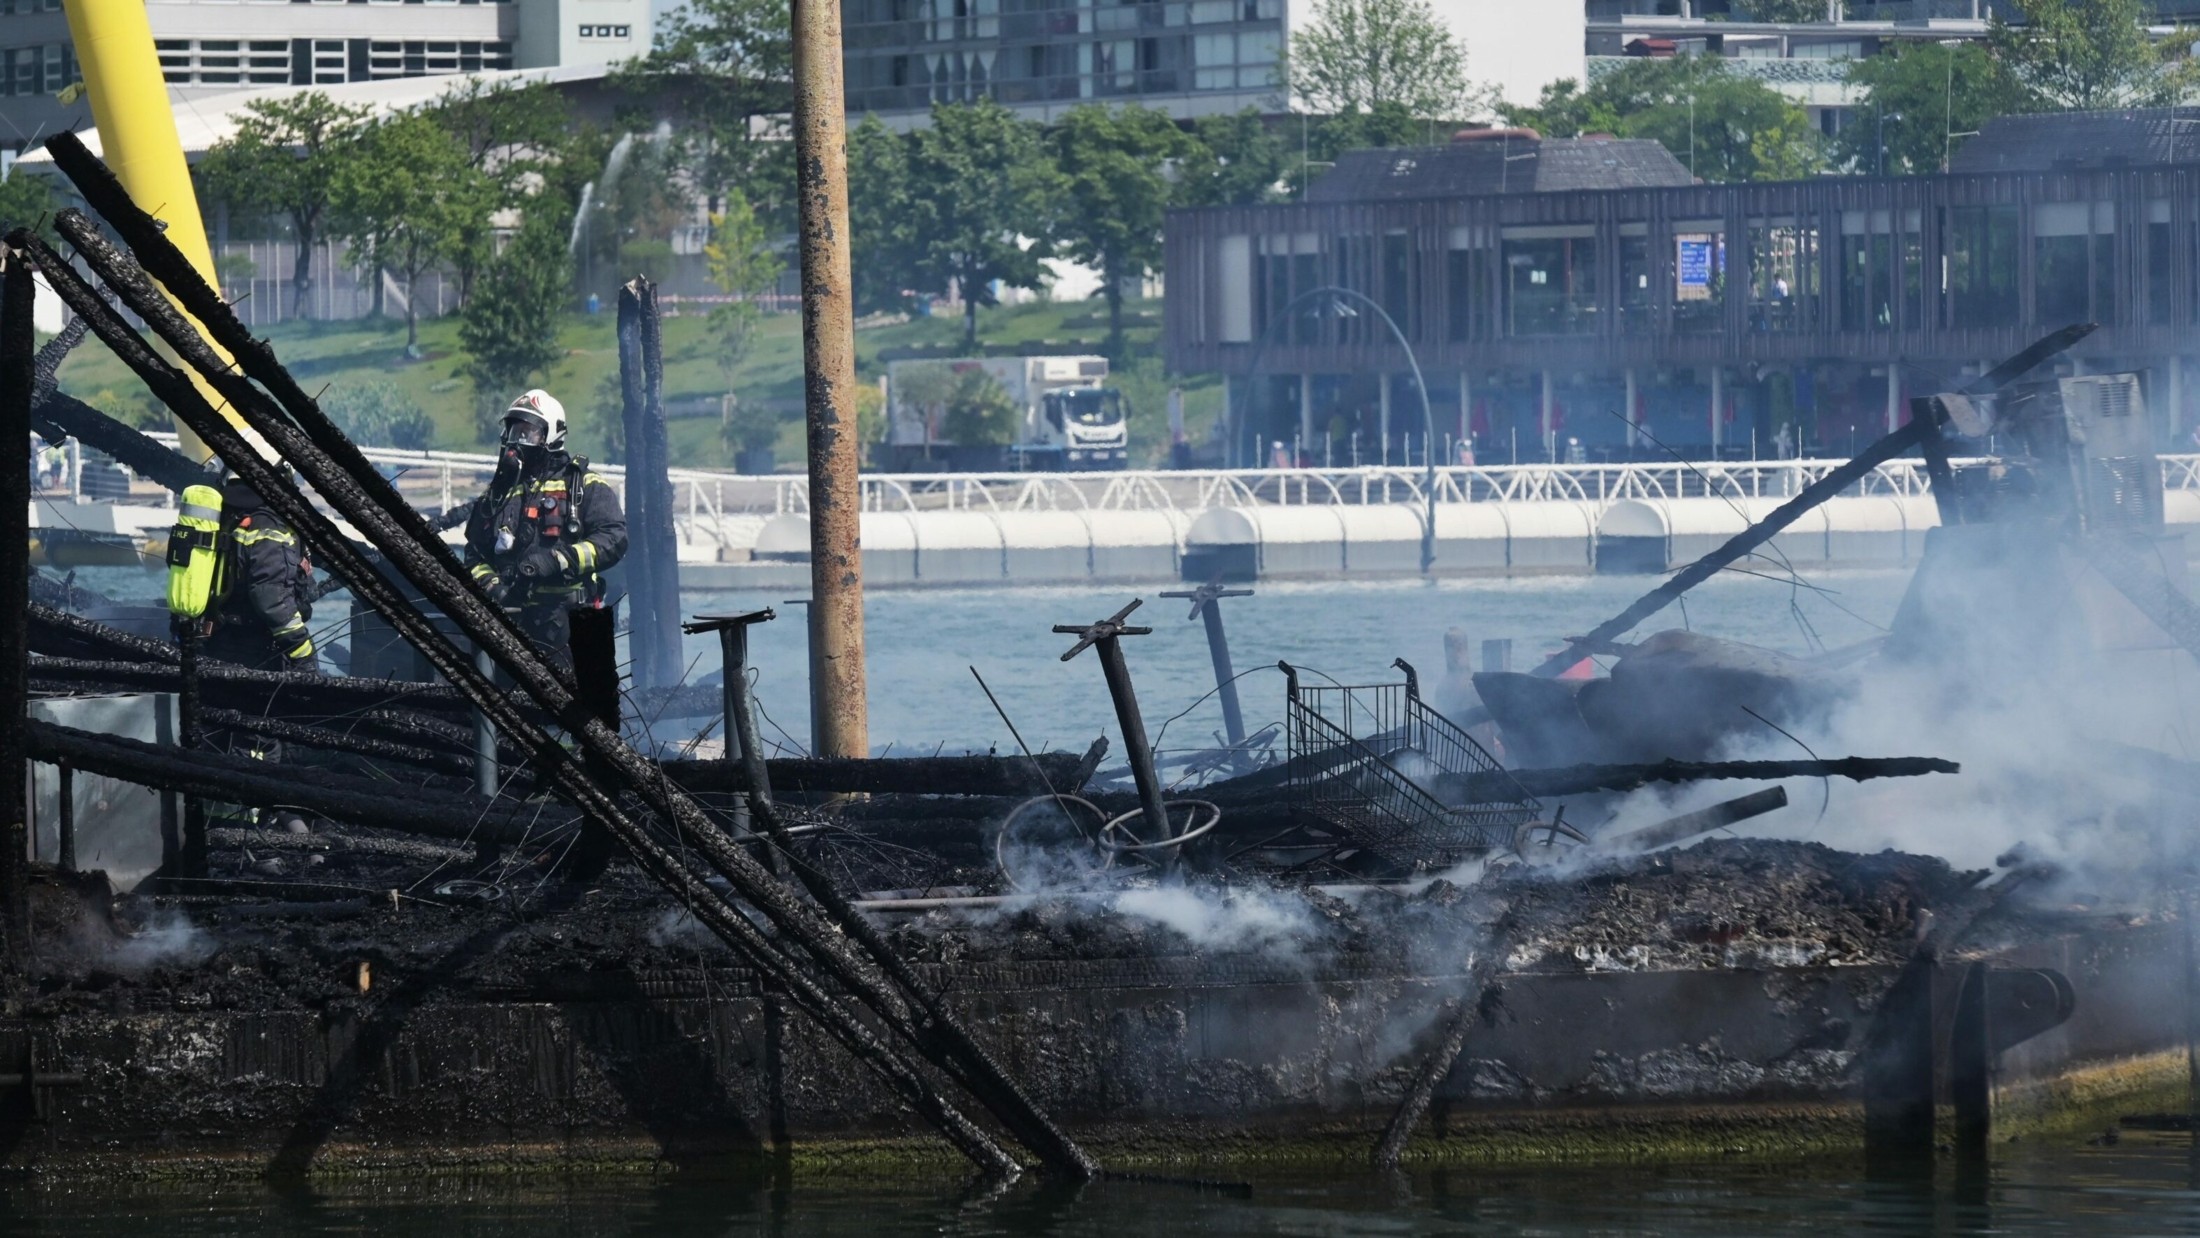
[{"left": 2, "top": 137, "right": 2198, "bottom": 1181}]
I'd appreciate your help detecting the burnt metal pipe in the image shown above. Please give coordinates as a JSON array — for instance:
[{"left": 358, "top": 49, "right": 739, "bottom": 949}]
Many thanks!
[
  {"left": 1160, "top": 584, "right": 1252, "bottom": 748},
  {"left": 791, "top": 0, "right": 869, "bottom": 762},
  {"left": 1055, "top": 601, "right": 1169, "bottom": 845}
]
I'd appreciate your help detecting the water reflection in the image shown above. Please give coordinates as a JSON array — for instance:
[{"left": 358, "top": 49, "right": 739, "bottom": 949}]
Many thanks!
[{"left": 9, "top": 1134, "right": 2200, "bottom": 1236}]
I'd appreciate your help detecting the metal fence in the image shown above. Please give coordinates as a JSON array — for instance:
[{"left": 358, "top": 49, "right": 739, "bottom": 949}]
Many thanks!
[{"left": 129, "top": 437, "right": 2200, "bottom": 533}]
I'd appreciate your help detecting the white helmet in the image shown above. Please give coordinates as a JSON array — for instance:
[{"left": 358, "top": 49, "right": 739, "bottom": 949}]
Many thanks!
[{"left": 503, "top": 389, "right": 567, "bottom": 451}]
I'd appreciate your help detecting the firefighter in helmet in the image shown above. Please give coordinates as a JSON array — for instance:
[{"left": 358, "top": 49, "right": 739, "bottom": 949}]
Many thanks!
[
  {"left": 464, "top": 390, "right": 628, "bottom": 662},
  {"left": 196, "top": 473, "right": 318, "bottom": 672}
]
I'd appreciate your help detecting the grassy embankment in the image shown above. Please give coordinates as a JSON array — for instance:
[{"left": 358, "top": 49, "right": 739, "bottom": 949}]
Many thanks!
[{"left": 54, "top": 297, "right": 1223, "bottom": 470}]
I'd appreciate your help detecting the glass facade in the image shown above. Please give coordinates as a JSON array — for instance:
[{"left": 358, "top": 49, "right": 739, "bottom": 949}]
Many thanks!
[{"left": 843, "top": 0, "right": 1282, "bottom": 116}]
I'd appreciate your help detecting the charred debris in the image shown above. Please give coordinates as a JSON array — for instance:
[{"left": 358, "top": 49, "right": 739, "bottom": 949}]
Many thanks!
[{"left": 3, "top": 134, "right": 2197, "bottom": 1173}]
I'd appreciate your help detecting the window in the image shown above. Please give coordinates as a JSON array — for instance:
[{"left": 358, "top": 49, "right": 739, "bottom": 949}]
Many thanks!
[
  {"left": 1502, "top": 227, "right": 1600, "bottom": 337},
  {"left": 2148, "top": 200, "right": 2176, "bottom": 326},
  {"left": 2032, "top": 201, "right": 2113, "bottom": 329},
  {"left": 1942, "top": 204, "right": 2019, "bottom": 329}
]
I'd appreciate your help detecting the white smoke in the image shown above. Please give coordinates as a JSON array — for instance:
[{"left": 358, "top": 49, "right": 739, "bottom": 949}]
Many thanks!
[
  {"left": 108, "top": 910, "right": 212, "bottom": 971},
  {"left": 1108, "top": 884, "right": 1321, "bottom": 955}
]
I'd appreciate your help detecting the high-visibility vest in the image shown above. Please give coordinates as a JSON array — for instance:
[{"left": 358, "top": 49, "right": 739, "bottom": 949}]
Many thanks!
[{"left": 165, "top": 484, "right": 225, "bottom": 620}]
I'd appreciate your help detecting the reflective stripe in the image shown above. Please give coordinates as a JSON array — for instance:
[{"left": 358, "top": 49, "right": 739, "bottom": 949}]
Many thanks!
[
  {"left": 574, "top": 543, "right": 596, "bottom": 573},
  {"left": 180, "top": 501, "right": 221, "bottom": 524},
  {"left": 285, "top": 638, "right": 315, "bottom": 659},
  {"left": 233, "top": 527, "right": 297, "bottom": 546},
  {"left": 470, "top": 563, "right": 498, "bottom": 580}
]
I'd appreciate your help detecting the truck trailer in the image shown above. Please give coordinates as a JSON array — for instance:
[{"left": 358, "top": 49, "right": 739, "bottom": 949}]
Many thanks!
[{"left": 883, "top": 355, "right": 1129, "bottom": 472}]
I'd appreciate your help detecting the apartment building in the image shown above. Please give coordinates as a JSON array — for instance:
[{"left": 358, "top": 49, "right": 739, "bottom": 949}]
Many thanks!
[{"left": 0, "top": 0, "right": 645, "bottom": 158}]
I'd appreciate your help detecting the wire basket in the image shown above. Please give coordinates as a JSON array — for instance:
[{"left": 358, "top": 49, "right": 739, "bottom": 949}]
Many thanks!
[{"left": 1276, "top": 660, "right": 1539, "bottom": 872}]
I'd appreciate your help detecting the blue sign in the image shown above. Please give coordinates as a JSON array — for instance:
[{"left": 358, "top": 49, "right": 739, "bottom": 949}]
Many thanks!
[{"left": 1676, "top": 238, "right": 1714, "bottom": 295}]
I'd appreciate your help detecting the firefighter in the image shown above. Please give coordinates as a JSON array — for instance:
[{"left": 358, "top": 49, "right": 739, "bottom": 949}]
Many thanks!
[
  {"left": 200, "top": 474, "right": 318, "bottom": 672},
  {"left": 165, "top": 472, "right": 318, "bottom": 837},
  {"left": 464, "top": 389, "right": 628, "bottom": 664}
]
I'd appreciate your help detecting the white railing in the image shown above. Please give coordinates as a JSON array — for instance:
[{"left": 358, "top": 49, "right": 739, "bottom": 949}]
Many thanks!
[{"left": 126, "top": 437, "right": 2200, "bottom": 526}]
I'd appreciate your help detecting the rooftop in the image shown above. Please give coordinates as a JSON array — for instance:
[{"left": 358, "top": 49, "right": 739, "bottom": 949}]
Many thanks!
[
  {"left": 1306, "top": 134, "right": 1696, "bottom": 203},
  {"left": 1949, "top": 107, "right": 2200, "bottom": 174}
]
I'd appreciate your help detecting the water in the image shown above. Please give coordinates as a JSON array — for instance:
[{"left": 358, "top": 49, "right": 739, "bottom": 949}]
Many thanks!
[
  {"left": 66, "top": 564, "right": 1917, "bottom": 760},
  {"left": 672, "top": 567, "right": 1916, "bottom": 760},
  {"left": 5, "top": 1136, "right": 2199, "bottom": 1234}
]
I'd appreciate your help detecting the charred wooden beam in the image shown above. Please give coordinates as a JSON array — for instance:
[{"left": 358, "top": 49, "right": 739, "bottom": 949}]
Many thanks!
[
  {"left": 199, "top": 707, "right": 475, "bottom": 777},
  {"left": 28, "top": 570, "right": 115, "bottom": 613},
  {"left": 1598, "top": 787, "right": 1790, "bottom": 853},
  {"left": 664, "top": 749, "right": 1100, "bottom": 798},
  {"left": 25, "top": 718, "right": 562, "bottom": 845},
  {"left": 2, "top": 243, "right": 34, "bottom": 962},
  {"left": 29, "top": 172, "right": 1041, "bottom": 1175},
  {"left": 29, "top": 656, "right": 480, "bottom": 718},
  {"left": 1432, "top": 756, "right": 1959, "bottom": 802},
  {"left": 31, "top": 389, "right": 203, "bottom": 493},
  {"left": 1532, "top": 324, "right": 2097, "bottom": 678},
  {"left": 29, "top": 602, "right": 179, "bottom": 664},
  {"left": 618, "top": 276, "right": 681, "bottom": 691}
]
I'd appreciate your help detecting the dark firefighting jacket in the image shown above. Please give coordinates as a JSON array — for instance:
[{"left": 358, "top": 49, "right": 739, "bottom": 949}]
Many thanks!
[
  {"left": 213, "top": 483, "right": 315, "bottom": 666},
  {"left": 462, "top": 451, "right": 628, "bottom": 619}
]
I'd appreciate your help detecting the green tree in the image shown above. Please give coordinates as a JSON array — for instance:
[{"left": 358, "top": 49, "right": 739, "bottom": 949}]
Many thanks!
[
  {"left": 1991, "top": 0, "right": 2195, "bottom": 110},
  {"left": 940, "top": 369, "right": 1018, "bottom": 446},
  {"left": 1840, "top": 41, "right": 2023, "bottom": 175},
  {"left": 1050, "top": 104, "right": 1195, "bottom": 354},
  {"left": 0, "top": 166, "right": 53, "bottom": 239},
  {"left": 1501, "top": 78, "right": 1622, "bottom": 138},
  {"left": 199, "top": 92, "right": 371, "bottom": 319},
  {"left": 1177, "top": 110, "right": 1291, "bottom": 206},
  {"left": 618, "top": 0, "right": 794, "bottom": 224},
  {"left": 423, "top": 78, "right": 581, "bottom": 304},
  {"left": 905, "top": 100, "right": 1061, "bottom": 350},
  {"left": 333, "top": 112, "right": 486, "bottom": 356},
  {"left": 322, "top": 380, "right": 437, "bottom": 450},
  {"left": 460, "top": 209, "right": 572, "bottom": 420},
  {"left": 704, "top": 187, "right": 780, "bottom": 420},
  {"left": 847, "top": 116, "right": 921, "bottom": 314},
  {"left": 1724, "top": 0, "right": 1829, "bottom": 19},
  {"left": 1510, "top": 57, "right": 1823, "bottom": 182},
  {"left": 1283, "top": 0, "right": 1489, "bottom": 120}
]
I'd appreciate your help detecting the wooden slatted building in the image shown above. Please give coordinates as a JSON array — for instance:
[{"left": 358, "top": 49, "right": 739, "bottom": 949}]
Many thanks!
[{"left": 1163, "top": 111, "right": 2200, "bottom": 465}]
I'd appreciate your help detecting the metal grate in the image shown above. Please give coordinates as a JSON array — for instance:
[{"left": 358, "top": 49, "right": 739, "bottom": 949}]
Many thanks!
[{"left": 1276, "top": 661, "right": 1540, "bottom": 873}]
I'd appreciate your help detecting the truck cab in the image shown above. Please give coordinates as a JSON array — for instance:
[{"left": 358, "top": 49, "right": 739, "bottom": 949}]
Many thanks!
[{"left": 1030, "top": 387, "right": 1129, "bottom": 471}]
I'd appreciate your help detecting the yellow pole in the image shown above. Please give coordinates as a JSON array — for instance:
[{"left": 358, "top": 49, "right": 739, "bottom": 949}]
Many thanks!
[{"left": 61, "top": 0, "right": 240, "bottom": 463}]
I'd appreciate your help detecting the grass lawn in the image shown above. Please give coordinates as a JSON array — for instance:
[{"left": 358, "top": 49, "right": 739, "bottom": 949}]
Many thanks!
[{"left": 55, "top": 297, "right": 1225, "bottom": 470}]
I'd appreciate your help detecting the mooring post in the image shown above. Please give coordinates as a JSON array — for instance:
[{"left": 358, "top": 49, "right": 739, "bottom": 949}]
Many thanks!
[
  {"left": 1054, "top": 600, "right": 1168, "bottom": 842},
  {"left": 563, "top": 604, "right": 623, "bottom": 879},
  {"left": 1159, "top": 583, "right": 1253, "bottom": 748},
  {"left": 1, "top": 248, "right": 34, "bottom": 960},
  {"left": 791, "top": 0, "right": 869, "bottom": 762},
  {"left": 616, "top": 276, "right": 680, "bottom": 691},
  {"left": 56, "top": 765, "right": 76, "bottom": 874},
  {"left": 472, "top": 640, "right": 498, "bottom": 798},
  {"left": 783, "top": 597, "right": 822, "bottom": 755},
  {"left": 684, "top": 611, "right": 777, "bottom": 806}
]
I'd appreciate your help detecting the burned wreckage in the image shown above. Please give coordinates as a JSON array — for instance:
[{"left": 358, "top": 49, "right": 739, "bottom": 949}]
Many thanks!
[{"left": 0, "top": 142, "right": 2197, "bottom": 1178}]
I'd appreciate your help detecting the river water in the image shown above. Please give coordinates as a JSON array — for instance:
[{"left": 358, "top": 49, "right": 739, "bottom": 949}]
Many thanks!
[
  {"left": 4, "top": 1136, "right": 2198, "bottom": 1234},
  {"left": 675, "top": 567, "right": 1917, "bottom": 760},
  {"left": 68, "top": 562, "right": 1916, "bottom": 760}
]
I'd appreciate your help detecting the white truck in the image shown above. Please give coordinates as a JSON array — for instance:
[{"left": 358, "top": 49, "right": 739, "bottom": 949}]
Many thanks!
[{"left": 883, "top": 355, "right": 1129, "bottom": 472}]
